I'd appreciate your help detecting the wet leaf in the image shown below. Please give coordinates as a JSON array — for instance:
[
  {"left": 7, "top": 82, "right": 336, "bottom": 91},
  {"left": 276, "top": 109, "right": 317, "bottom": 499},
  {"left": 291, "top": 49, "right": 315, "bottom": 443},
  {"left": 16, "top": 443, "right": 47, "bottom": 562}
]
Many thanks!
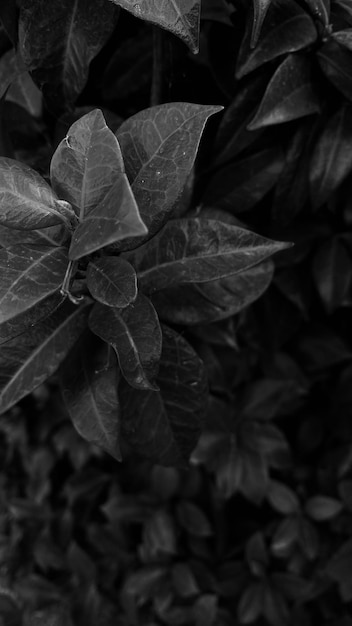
[{"left": 87, "top": 257, "right": 137, "bottom": 308}]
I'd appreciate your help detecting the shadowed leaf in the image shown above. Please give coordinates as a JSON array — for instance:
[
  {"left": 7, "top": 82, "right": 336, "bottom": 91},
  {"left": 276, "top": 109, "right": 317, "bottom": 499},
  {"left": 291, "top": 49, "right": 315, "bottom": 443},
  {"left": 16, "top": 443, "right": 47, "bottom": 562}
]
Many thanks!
[
  {"left": 0, "top": 292, "right": 65, "bottom": 345},
  {"left": 251, "top": 0, "right": 272, "bottom": 48},
  {"left": 317, "top": 39, "right": 352, "bottom": 102},
  {"left": 87, "top": 257, "right": 137, "bottom": 308},
  {"left": 302, "top": 0, "right": 330, "bottom": 24}
]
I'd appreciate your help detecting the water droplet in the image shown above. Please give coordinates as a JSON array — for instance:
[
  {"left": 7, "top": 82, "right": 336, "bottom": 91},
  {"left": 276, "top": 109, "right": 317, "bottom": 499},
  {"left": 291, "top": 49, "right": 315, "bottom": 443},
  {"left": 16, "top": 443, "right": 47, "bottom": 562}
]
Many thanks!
[
  {"left": 140, "top": 179, "right": 145, "bottom": 184},
  {"left": 134, "top": 3, "right": 141, "bottom": 14},
  {"left": 156, "top": 170, "right": 161, "bottom": 176}
]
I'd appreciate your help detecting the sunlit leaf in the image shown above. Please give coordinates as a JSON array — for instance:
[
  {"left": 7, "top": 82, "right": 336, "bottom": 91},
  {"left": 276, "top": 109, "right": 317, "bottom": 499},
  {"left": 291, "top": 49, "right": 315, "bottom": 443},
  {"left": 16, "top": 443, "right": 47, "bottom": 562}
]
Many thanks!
[{"left": 87, "top": 257, "right": 137, "bottom": 308}]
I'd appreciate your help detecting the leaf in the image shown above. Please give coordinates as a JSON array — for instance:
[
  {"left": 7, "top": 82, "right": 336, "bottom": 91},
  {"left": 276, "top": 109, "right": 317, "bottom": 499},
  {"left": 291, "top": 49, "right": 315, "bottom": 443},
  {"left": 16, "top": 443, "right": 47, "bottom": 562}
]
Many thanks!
[
  {"left": 177, "top": 501, "right": 212, "bottom": 536},
  {"left": 151, "top": 260, "right": 274, "bottom": 324},
  {"left": 0, "top": 298, "right": 90, "bottom": 414},
  {"left": 88, "top": 294, "right": 162, "bottom": 390},
  {"left": 7, "top": 70, "right": 42, "bottom": 118},
  {"left": 333, "top": 28, "right": 352, "bottom": 52},
  {"left": 305, "top": 495, "right": 343, "bottom": 521},
  {"left": 0, "top": 292, "right": 65, "bottom": 345},
  {"left": 302, "top": 0, "right": 330, "bottom": 25},
  {"left": 60, "top": 334, "right": 122, "bottom": 461},
  {"left": 50, "top": 109, "right": 125, "bottom": 218},
  {"left": 87, "top": 257, "right": 137, "bottom": 308},
  {"left": 0, "top": 245, "right": 68, "bottom": 324},
  {"left": 237, "top": 0, "right": 317, "bottom": 79},
  {"left": 326, "top": 538, "right": 352, "bottom": 601},
  {"left": 248, "top": 54, "right": 320, "bottom": 130},
  {"left": 312, "top": 237, "right": 352, "bottom": 313},
  {"left": 203, "top": 147, "right": 284, "bottom": 213},
  {"left": 109, "top": 0, "right": 201, "bottom": 53},
  {"left": 251, "top": 0, "right": 272, "bottom": 48},
  {"left": 267, "top": 480, "right": 300, "bottom": 515},
  {"left": 0, "top": 223, "right": 67, "bottom": 248},
  {"left": 0, "top": 49, "right": 25, "bottom": 101},
  {"left": 317, "top": 40, "right": 352, "bottom": 102},
  {"left": 115, "top": 103, "right": 222, "bottom": 247},
  {"left": 125, "top": 218, "right": 289, "bottom": 294},
  {"left": 0, "top": 157, "right": 72, "bottom": 230},
  {"left": 18, "top": 0, "right": 119, "bottom": 114},
  {"left": 119, "top": 325, "right": 207, "bottom": 466},
  {"left": 68, "top": 174, "right": 147, "bottom": 260},
  {"left": 0, "top": 0, "right": 18, "bottom": 45}
]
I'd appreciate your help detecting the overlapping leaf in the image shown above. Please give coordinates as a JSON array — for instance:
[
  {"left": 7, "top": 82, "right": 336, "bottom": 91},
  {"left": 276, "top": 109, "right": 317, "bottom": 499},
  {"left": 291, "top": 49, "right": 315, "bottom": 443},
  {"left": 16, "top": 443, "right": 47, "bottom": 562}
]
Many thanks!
[
  {"left": 89, "top": 294, "right": 162, "bottom": 390},
  {"left": 109, "top": 0, "right": 201, "bottom": 53},
  {"left": 87, "top": 257, "right": 137, "bottom": 308},
  {"left": 312, "top": 237, "right": 352, "bottom": 313},
  {"left": 251, "top": 0, "right": 272, "bottom": 48},
  {"left": 0, "top": 299, "right": 90, "bottom": 414},
  {"left": 0, "top": 245, "right": 68, "bottom": 323},
  {"left": 0, "top": 292, "right": 65, "bottom": 345},
  {"left": 61, "top": 334, "right": 122, "bottom": 461},
  {"left": 0, "top": 224, "right": 68, "bottom": 248},
  {"left": 125, "top": 218, "right": 289, "bottom": 294},
  {"left": 119, "top": 326, "right": 207, "bottom": 466},
  {"left": 302, "top": 0, "right": 330, "bottom": 24},
  {"left": 317, "top": 40, "right": 352, "bottom": 102},
  {"left": 18, "top": 0, "right": 119, "bottom": 114}
]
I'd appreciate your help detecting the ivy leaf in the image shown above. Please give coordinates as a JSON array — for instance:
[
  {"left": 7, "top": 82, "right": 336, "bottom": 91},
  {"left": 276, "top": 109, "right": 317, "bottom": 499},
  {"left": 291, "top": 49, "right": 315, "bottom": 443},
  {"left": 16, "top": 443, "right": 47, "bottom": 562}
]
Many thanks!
[
  {"left": 18, "top": 0, "right": 119, "bottom": 114},
  {"left": 68, "top": 174, "right": 147, "bottom": 261},
  {"left": 248, "top": 54, "right": 320, "bottom": 130},
  {"left": 87, "top": 257, "right": 137, "bottom": 308},
  {"left": 119, "top": 326, "right": 207, "bottom": 466},
  {"left": 61, "top": 334, "right": 122, "bottom": 461},
  {"left": 0, "top": 158, "right": 72, "bottom": 230},
  {"left": 0, "top": 245, "right": 68, "bottom": 324},
  {"left": 251, "top": 0, "right": 272, "bottom": 48},
  {"left": 125, "top": 218, "right": 289, "bottom": 294},
  {"left": 0, "top": 299, "right": 90, "bottom": 415},
  {"left": 317, "top": 40, "right": 352, "bottom": 102},
  {"left": 237, "top": 1, "right": 317, "bottom": 79},
  {"left": 310, "top": 105, "right": 352, "bottom": 208},
  {"left": 109, "top": 0, "right": 201, "bottom": 53},
  {"left": 115, "top": 103, "right": 222, "bottom": 247},
  {"left": 50, "top": 109, "right": 125, "bottom": 218},
  {"left": 88, "top": 294, "right": 162, "bottom": 391}
]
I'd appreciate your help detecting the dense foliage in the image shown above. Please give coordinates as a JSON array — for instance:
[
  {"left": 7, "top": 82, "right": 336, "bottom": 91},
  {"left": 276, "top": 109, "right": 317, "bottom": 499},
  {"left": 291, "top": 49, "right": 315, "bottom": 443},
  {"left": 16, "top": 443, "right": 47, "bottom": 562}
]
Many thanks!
[{"left": 0, "top": 0, "right": 352, "bottom": 624}]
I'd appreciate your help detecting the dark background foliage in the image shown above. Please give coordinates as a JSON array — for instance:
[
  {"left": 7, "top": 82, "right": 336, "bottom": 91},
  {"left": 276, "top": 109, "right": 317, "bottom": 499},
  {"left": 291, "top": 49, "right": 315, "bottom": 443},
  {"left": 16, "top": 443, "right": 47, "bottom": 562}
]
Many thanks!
[{"left": 1, "top": 0, "right": 352, "bottom": 624}]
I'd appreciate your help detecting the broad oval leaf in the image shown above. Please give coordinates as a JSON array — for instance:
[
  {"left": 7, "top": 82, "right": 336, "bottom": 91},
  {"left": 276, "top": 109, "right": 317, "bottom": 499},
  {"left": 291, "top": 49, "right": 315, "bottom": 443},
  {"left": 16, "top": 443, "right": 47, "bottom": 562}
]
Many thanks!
[
  {"left": 68, "top": 174, "right": 147, "bottom": 260},
  {"left": 119, "top": 325, "right": 207, "bottom": 466},
  {"left": 0, "top": 223, "right": 68, "bottom": 248},
  {"left": 0, "top": 49, "right": 42, "bottom": 117},
  {"left": 151, "top": 260, "right": 274, "bottom": 324},
  {"left": 18, "top": 0, "right": 119, "bottom": 115},
  {"left": 248, "top": 54, "right": 320, "bottom": 130},
  {"left": 87, "top": 257, "right": 137, "bottom": 308},
  {"left": 0, "top": 298, "right": 90, "bottom": 415},
  {"left": 317, "top": 40, "right": 352, "bottom": 102},
  {"left": 0, "top": 292, "right": 65, "bottom": 345},
  {"left": 89, "top": 294, "right": 162, "bottom": 390},
  {"left": 50, "top": 109, "right": 125, "bottom": 219},
  {"left": 0, "top": 245, "right": 68, "bottom": 324},
  {"left": 0, "top": 158, "right": 71, "bottom": 230},
  {"left": 332, "top": 29, "right": 352, "bottom": 52},
  {"left": 115, "top": 102, "right": 222, "bottom": 247},
  {"left": 109, "top": 0, "right": 201, "bottom": 53},
  {"left": 237, "top": 1, "right": 317, "bottom": 79},
  {"left": 125, "top": 218, "right": 289, "bottom": 294},
  {"left": 310, "top": 105, "right": 352, "bottom": 208},
  {"left": 251, "top": 0, "right": 272, "bottom": 48},
  {"left": 61, "top": 333, "right": 122, "bottom": 461}
]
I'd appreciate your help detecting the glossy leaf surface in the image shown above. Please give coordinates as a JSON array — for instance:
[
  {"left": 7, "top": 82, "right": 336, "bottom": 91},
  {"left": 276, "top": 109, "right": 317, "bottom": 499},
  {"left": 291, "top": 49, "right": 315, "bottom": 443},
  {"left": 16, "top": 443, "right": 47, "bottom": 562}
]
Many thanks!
[
  {"left": 0, "top": 299, "right": 90, "bottom": 414},
  {"left": 302, "top": 0, "right": 330, "bottom": 24},
  {"left": 87, "top": 257, "right": 137, "bottom": 308},
  {"left": 89, "top": 294, "right": 162, "bottom": 390},
  {"left": 0, "top": 292, "right": 65, "bottom": 345},
  {"left": 251, "top": 0, "right": 272, "bottom": 48},
  {"left": 0, "top": 245, "right": 68, "bottom": 323},
  {"left": 61, "top": 334, "right": 122, "bottom": 461},
  {"left": 109, "top": 0, "right": 201, "bottom": 53},
  {"left": 125, "top": 218, "right": 289, "bottom": 294},
  {"left": 119, "top": 326, "right": 207, "bottom": 466},
  {"left": 50, "top": 109, "right": 124, "bottom": 218}
]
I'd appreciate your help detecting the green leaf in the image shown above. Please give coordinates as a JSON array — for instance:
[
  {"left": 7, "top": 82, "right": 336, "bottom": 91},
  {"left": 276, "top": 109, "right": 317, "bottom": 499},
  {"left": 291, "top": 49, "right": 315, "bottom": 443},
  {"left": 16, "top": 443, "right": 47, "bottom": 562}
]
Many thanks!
[
  {"left": 0, "top": 223, "right": 67, "bottom": 248},
  {"left": 237, "top": 0, "right": 317, "bottom": 79},
  {"left": 115, "top": 103, "right": 222, "bottom": 247},
  {"left": 61, "top": 334, "right": 122, "bottom": 461},
  {"left": 18, "top": 0, "right": 119, "bottom": 114},
  {"left": 0, "top": 292, "right": 65, "bottom": 345},
  {"left": 50, "top": 109, "right": 125, "bottom": 219},
  {"left": 177, "top": 501, "right": 212, "bottom": 536},
  {"left": 119, "top": 325, "right": 207, "bottom": 466},
  {"left": 88, "top": 294, "right": 162, "bottom": 390},
  {"left": 317, "top": 39, "right": 352, "bottom": 102},
  {"left": 125, "top": 218, "right": 289, "bottom": 294},
  {"left": 109, "top": 0, "right": 201, "bottom": 53},
  {"left": 305, "top": 495, "right": 343, "bottom": 521},
  {"left": 302, "top": 0, "right": 330, "bottom": 25},
  {"left": 0, "top": 245, "right": 68, "bottom": 324},
  {"left": 312, "top": 237, "right": 352, "bottom": 313},
  {"left": 251, "top": 0, "right": 272, "bottom": 48},
  {"left": 0, "top": 0, "right": 18, "bottom": 46},
  {"left": 151, "top": 260, "right": 274, "bottom": 324},
  {"left": 0, "top": 49, "right": 25, "bottom": 100},
  {"left": 0, "top": 157, "right": 71, "bottom": 230},
  {"left": 87, "top": 257, "right": 137, "bottom": 308},
  {"left": 332, "top": 28, "right": 352, "bottom": 52},
  {"left": 326, "top": 538, "right": 352, "bottom": 601},
  {"left": 0, "top": 298, "right": 90, "bottom": 415},
  {"left": 68, "top": 174, "right": 147, "bottom": 260},
  {"left": 248, "top": 54, "right": 320, "bottom": 130}
]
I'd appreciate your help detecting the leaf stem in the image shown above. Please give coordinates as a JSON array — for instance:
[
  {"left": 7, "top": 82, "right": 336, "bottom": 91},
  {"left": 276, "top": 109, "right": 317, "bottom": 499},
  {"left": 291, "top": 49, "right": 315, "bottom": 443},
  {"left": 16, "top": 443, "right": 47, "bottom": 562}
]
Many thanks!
[
  {"left": 151, "top": 26, "right": 164, "bottom": 106},
  {"left": 60, "top": 261, "right": 83, "bottom": 304}
]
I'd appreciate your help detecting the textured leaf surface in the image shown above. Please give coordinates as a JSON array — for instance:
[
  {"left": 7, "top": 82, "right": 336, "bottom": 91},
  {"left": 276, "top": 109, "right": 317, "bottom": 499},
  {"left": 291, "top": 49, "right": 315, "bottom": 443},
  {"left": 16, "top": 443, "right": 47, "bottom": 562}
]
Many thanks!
[
  {"left": 18, "top": 0, "right": 118, "bottom": 114},
  {"left": 0, "top": 292, "right": 65, "bottom": 345},
  {"left": 251, "top": 0, "right": 272, "bottom": 48},
  {"left": 69, "top": 174, "right": 147, "bottom": 260},
  {"left": 61, "top": 335, "right": 121, "bottom": 461},
  {"left": 115, "top": 103, "right": 222, "bottom": 246},
  {"left": 109, "top": 0, "right": 201, "bottom": 53},
  {"left": 0, "top": 224, "right": 67, "bottom": 248},
  {"left": 119, "top": 326, "right": 207, "bottom": 466},
  {"left": 302, "top": 0, "right": 330, "bottom": 24},
  {"left": 125, "top": 218, "right": 288, "bottom": 294},
  {"left": 89, "top": 294, "right": 162, "bottom": 390},
  {"left": 248, "top": 54, "right": 320, "bottom": 130},
  {"left": 0, "top": 299, "right": 90, "bottom": 414},
  {"left": 87, "top": 257, "right": 137, "bottom": 308},
  {"left": 0, "top": 245, "right": 68, "bottom": 323},
  {"left": 0, "top": 158, "right": 71, "bottom": 230},
  {"left": 50, "top": 109, "right": 124, "bottom": 218},
  {"left": 152, "top": 260, "right": 274, "bottom": 324}
]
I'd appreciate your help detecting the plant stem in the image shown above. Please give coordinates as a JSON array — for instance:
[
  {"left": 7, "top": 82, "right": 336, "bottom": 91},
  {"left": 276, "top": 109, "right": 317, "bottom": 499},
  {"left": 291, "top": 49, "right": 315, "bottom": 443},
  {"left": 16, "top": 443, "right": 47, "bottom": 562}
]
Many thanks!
[
  {"left": 151, "top": 26, "right": 164, "bottom": 106},
  {"left": 60, "top": 261, "right": 83, "bottom": 304}
]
